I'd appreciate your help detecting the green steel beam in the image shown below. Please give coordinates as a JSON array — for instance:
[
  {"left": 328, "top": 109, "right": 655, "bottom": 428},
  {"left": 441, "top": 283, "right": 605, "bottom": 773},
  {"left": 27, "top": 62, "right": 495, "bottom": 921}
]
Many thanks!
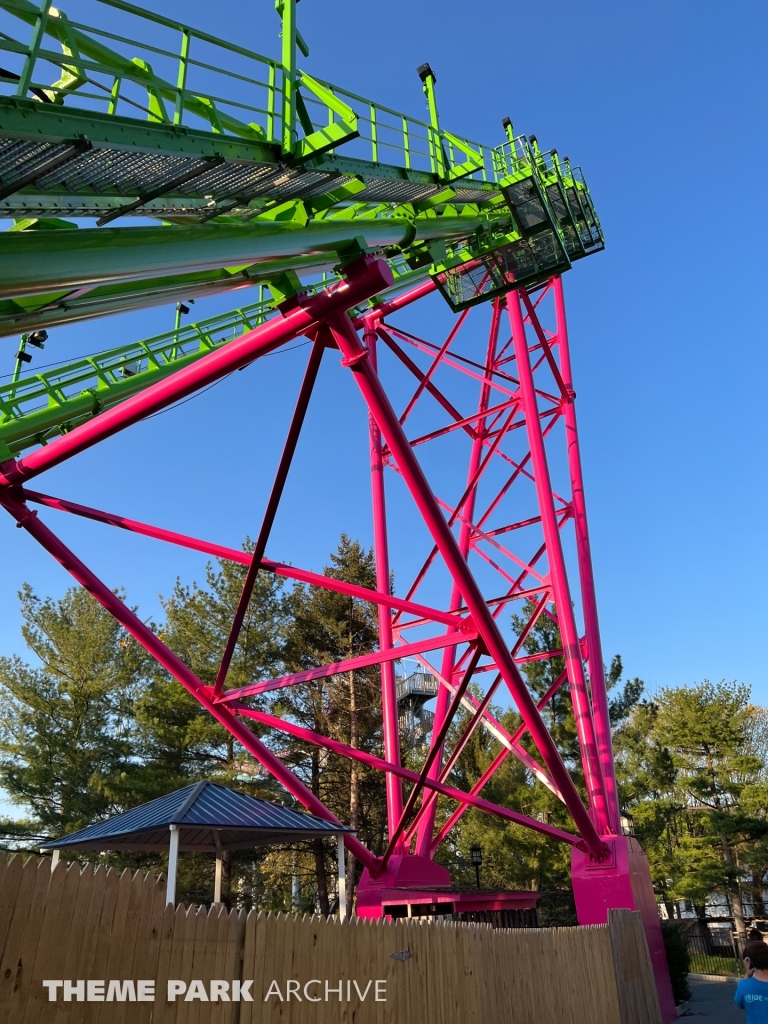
[
  {"left": 0, "top": 262, "right": 429, "bottom": 456},
  {"left": 0, "top": 212, "right": 487, "bottom": 300}
]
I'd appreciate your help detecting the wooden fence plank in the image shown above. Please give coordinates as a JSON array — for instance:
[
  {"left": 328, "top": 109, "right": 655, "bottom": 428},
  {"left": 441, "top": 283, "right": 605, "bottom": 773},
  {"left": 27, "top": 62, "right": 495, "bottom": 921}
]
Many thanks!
[
  {"left": 20, "top": 859, "right": 74, "bottom": 1024},
  {"left": 132, "top": 874, "right": 167, "bottom": 1024},
  {"left": 0, "top": 855, "right": 26, "bottom": 1009},
  {"left": 6, "top": 859, "right": 52, "bottom": 1024},
  {"left": 608, "top": 909, "right": 663, "bottom": 1024},
  {"left": 151, "top": 902, "right": 181, "bottom": 1024}
]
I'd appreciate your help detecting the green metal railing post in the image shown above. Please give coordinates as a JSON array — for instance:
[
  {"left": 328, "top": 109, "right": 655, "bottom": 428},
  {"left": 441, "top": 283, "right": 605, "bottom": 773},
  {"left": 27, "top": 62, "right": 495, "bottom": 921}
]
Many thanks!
[
  {"left": 279, "top": 0, "right": 297, "bottom": 154},
  {"left": 173, "top": 29, "right": 191, "bottom": 125},
  {"left": 402, "top": 115, "right": 411, "bottom": 170},
  {"left": 9, "top": 335, "right": 28, "bottom": 404},
  {"left": 417, "top": 63, "right": 446, "bottom": 179},
  {"left": 108, "top": 77, "right": 121, "bottom": 115},
  {"left": 171, "top": 305, "right": 182, "bottom": 361},
  {"left": 16, "top": 0, "right": 53, "bottom": 98},
  {"left": 267, "top": 63, "right": 277, "bottom": 143},
  {"left": 370, "top": 103, "right": 378, "bottom": 163}
]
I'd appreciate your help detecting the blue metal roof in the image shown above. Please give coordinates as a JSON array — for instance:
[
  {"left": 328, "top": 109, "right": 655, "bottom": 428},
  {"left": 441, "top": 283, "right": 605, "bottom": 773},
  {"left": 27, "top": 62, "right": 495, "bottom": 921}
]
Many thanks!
[{"left": 40, "top": 782, "right": 353, "bottom": 852}]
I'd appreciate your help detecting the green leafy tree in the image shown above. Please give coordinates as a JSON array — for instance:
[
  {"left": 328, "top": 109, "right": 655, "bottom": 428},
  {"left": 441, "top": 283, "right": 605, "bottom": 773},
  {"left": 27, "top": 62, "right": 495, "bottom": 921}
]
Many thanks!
[
  {"left": 615, "top": 681, "right": 768, "bottom": 936},
  {"left": 0, "top": 584, "right": 150, "bottom": 834},
  {"left": 275, "top": 534, "right": 386, "bottom": 912},
  {"left": 137, "top": 541, "right": 289, "bottom": 787},
  {"left": 136, "top": 543, "right": 290, "bottom": 902}
]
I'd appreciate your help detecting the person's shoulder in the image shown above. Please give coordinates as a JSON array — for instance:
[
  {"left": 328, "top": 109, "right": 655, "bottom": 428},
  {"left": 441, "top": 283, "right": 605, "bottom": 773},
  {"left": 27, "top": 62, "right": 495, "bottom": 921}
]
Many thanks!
[{"left": 736, "top": 977, "right": 765, "bottom": 991}]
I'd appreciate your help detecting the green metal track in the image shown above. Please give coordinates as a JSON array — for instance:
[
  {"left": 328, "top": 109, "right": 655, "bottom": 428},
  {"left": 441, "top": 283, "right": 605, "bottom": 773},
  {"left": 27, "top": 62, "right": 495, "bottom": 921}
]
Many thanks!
[
  {"left": 0, "top": 289, "right": 287, "bottom": 455},
  {"left": 0, "top": 259, "right": 432, "bottom": 457},
  {"left": 0, "top": 0, "right": 603, "bottom": 339}
]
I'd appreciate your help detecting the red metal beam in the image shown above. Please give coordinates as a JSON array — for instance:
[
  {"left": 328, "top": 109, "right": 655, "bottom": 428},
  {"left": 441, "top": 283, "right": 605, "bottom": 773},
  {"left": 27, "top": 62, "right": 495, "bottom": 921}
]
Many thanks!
[
  {"left": 215, "top": 629, "right": 479, "bottom": 704},
  {"left": 405, "top": 592, "right": 551, "bottom": 843},
  {"left": 552, "top": 277, "right": 620, "bottom": 833},
  {"left": 233, "top": 706, "right": 583, "bottom": 850},
  {"left": 430, "top": 666, "right": 571, "bottom": 851},
  {"left": 365, "top": 324, "right": 405, "bottom": 840},
  {"left": 22, "top": 490, "right": 467, "bottom": 629},
  {"left": 508, "top": 290, "right": 609, "bottom": 834},
  {"left": 381, "top": 645, "right": 483, "bottom": 867},
  {"left": 213, "top": 339, "right": 324, "bottom": 695},
  {"left": 0, "top": 257, "right": 393, "bottom": 488}
]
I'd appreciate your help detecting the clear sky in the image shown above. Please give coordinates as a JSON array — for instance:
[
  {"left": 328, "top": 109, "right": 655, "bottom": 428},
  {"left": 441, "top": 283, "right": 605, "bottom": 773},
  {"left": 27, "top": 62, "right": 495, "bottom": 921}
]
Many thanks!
[{"left": 0, "top": 0, "right": 766, "bottom": 718}]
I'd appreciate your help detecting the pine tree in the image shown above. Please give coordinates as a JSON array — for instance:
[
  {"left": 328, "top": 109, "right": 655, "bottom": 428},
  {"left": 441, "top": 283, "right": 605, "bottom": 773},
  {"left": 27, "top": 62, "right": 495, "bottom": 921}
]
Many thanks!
[
  {"left": 276, "top": 534, "right": 386, "bottom": 912},
  {"left": 614, "top": 680, "right": 768, "bottom": 934},
  {"left": 137, "top": 541, "right": 289, "bottom": 787},
  {"left": 0, "top": 584, "right": 150, "bottom": 834}
]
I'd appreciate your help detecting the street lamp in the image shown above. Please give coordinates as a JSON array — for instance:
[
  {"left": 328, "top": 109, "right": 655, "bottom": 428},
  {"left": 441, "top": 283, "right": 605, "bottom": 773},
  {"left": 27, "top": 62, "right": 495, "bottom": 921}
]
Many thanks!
[
  {"left": 11, "top": 329, "right": 47, "bottom": 394},
  {"left": 470, "top": 844, "right": 482, "bottom": 889},
  {"left": 619, "top": 811, "right": 636, "bottom": 837}
]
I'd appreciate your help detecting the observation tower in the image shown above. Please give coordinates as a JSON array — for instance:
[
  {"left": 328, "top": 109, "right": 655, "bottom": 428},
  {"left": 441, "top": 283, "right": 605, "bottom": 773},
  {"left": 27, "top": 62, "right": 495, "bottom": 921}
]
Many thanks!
[{"left": 0, "top": 0, "right": 674, "bottom": 1017}]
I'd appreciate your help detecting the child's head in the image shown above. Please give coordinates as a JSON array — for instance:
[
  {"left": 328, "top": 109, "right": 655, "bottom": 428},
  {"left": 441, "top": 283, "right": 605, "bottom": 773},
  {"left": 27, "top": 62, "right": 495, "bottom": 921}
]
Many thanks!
[
  {"left": 749, "top": 928, "right": 764, "bottom": 943},
  {"left": 745, "top": 942, "right": 768, "bottom": 971}
]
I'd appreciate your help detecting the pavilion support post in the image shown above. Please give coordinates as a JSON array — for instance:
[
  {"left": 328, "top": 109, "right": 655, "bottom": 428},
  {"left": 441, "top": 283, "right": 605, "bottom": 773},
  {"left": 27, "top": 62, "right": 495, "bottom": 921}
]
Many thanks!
[
  {"left": 213, "top": 829, "right": 224, "bottom": 905},
  {"left": 337, "top": 834, "right": 347, "bottom": 920},
  {"left": 214, "top": 856, "right": 223, "bottom": 905},
  {"left": 50, "top": 849, "right": 60, "bottom": 872},
  {"left": 167, "top": 824, "right": 179, "bottom": 906}
]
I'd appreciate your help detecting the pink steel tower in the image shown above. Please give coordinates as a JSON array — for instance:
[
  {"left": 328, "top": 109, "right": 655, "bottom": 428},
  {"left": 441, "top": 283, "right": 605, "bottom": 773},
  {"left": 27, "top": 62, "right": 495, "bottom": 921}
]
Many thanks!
[{"left": 0, "top": 257, "right": 676, "bottom": 1019}]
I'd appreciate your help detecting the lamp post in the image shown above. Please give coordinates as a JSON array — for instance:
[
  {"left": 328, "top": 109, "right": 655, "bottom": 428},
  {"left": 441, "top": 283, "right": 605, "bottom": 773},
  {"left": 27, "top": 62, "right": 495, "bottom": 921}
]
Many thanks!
[
  {"left": 619, "top": 810, "right": 636, "bottom": 837},
  {"left": 470, "top": 844, "right": 482, "bottom": 889}
]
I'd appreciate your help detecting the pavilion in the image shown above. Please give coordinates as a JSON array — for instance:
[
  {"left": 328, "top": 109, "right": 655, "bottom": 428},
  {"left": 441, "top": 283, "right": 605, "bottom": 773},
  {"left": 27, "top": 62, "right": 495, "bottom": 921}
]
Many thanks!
[{"left": 40, "top": 781, "right": 355, "bottom": 915}]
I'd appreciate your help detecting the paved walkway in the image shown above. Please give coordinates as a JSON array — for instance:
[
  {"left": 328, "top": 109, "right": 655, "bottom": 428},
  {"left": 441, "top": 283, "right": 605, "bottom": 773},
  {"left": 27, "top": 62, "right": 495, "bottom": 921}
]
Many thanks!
[{"left": 685, "top": 977, "right": 740, "bottom": 1021}]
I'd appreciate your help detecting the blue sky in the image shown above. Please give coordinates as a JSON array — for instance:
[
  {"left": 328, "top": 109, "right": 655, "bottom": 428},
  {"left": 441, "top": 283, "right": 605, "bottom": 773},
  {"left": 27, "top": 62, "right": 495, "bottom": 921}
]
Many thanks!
[{"left": 0, "top": 0, "right": 766, "bottom": 723}]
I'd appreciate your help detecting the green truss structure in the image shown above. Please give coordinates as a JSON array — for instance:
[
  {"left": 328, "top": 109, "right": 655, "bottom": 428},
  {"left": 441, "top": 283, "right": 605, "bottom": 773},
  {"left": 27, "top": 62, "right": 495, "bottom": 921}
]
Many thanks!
[{"left": 0, "top": 0, "right": 604, "bottom": 450}]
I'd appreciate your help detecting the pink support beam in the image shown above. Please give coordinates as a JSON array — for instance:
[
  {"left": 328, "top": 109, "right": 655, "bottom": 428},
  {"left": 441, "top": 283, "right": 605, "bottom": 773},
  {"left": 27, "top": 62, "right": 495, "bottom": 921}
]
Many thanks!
[
  {"left": 376, "top": 328, "right": 475, "bottom": 438},
  {"left": 430, "top": 667, "right": 570, "bottom": 851},
  {"left": 411, "top": 651, "right": 560, "bottom": 798},
  {"left": 365, "top": 324, "right": 404, "bottom": 839},
  {"left": 0, "top": 489, "right": 374, "bottom": 869},
  {"left": 355, "top": 279, "right": 437, "bottom": 327},
  {"left": 327, "top": 309, "right": 607, "bottom": 861},
  {"left": 430, "top": 749, "right": 510, "bottom": 853},
  {"left": 233, "top": 706, "right": 583, "bottom": 850},
  {"left": 0, "top": 257, "right": 393, "bottom": 488},
  {"left": 552, "top": 277, "right": 620, "bottom": 833},
  {"left": 213, "top": 338, "right": 324, "bottom": 695},
  {"left": 406, "top": 592, "right": 551, "bottom": 843},
  {"left": 416, "top": 301, "right": 501, "bottom": 856},
  {"left": 382, "top": 645, "right": 483, "bottom": 867},
  {"left": 398, "top": 308, "right": 473, "bottom": 425},
  {"left": 216, "top": 629, "right": 478, "bottom": 703},
  {"left": 507, "top": 289, "right": 610, "bottom": 836},
  {"left": 22, "top": 490, "right": 466, "bottom": 629}
]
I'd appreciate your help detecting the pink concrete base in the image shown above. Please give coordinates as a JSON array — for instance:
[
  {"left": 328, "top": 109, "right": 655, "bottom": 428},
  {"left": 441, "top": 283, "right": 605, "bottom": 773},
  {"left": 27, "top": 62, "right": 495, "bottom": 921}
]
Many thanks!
[
  {"left": 356, "top": 855, "right": 451, "bottom": 918},
  {"left": 572, "top": 836, "right": 676, "bottom": 1023}
]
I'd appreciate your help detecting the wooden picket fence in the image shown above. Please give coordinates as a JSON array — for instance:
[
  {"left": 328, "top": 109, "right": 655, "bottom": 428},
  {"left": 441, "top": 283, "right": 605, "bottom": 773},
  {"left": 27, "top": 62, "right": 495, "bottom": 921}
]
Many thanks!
[{"left": 0, "top": 854, "right": 662, "bottom": 1024}]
